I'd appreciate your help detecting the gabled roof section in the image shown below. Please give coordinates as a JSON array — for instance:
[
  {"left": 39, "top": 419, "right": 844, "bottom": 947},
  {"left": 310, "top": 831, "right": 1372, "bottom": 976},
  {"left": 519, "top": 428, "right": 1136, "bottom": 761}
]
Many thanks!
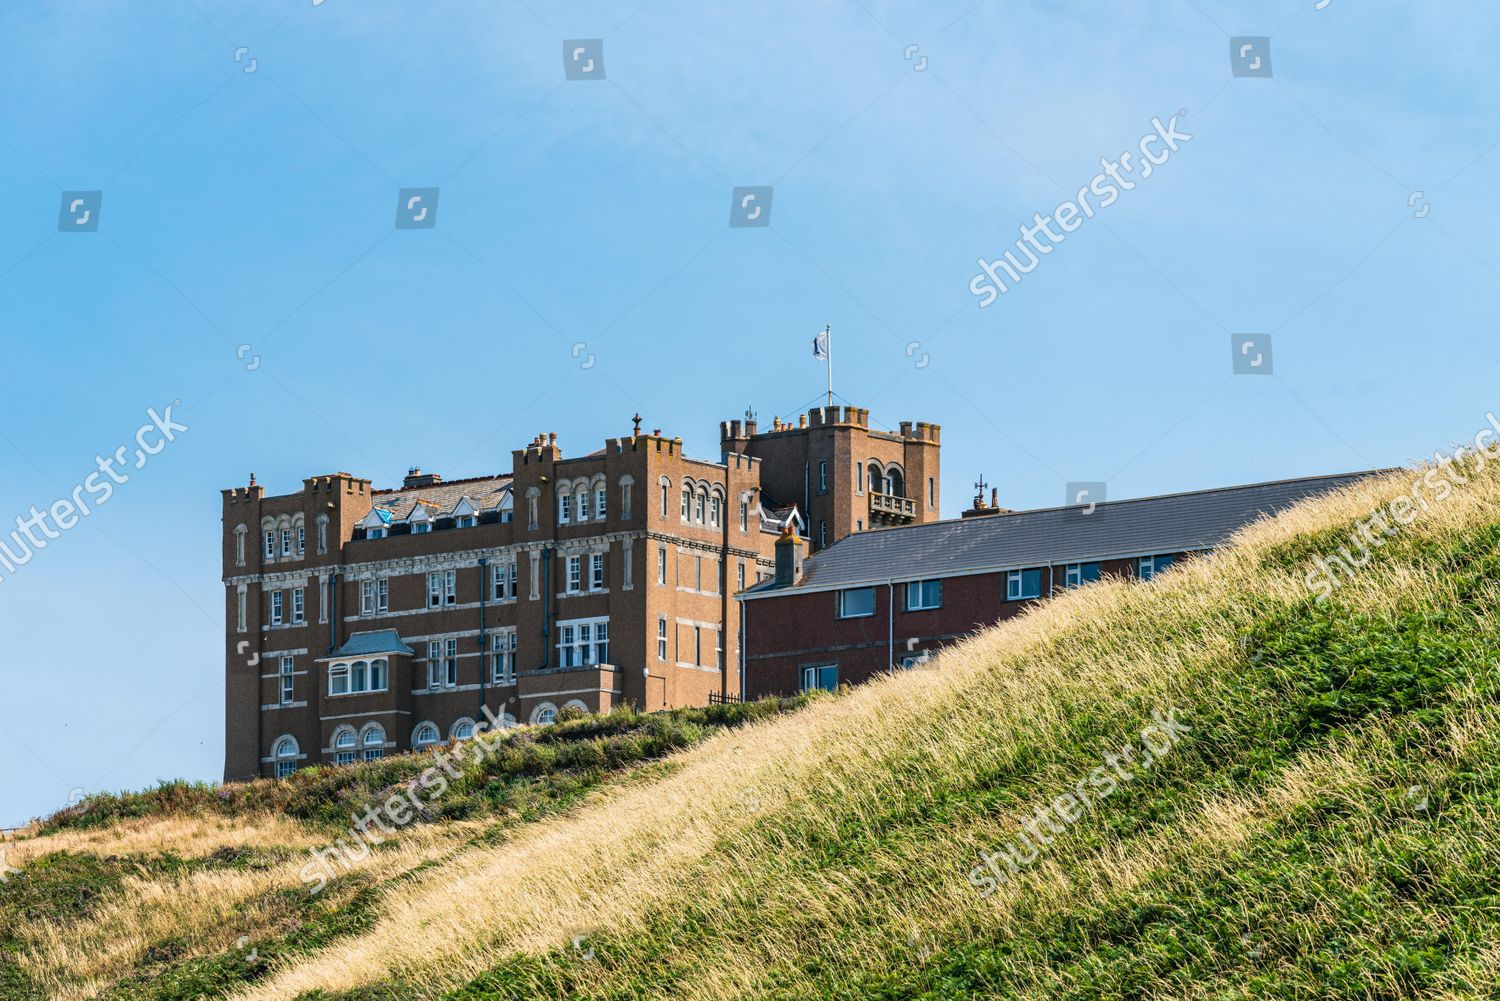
[
  {"left": 405, "top": 501, "right": 437, "bottom": 523},
  {"left": 450, "top": 496, "right": 479, "bottom": 518},
  {"left": 741, "top": 470, "right": 1386, "bottom": 598},
  {"left": 367, "top": 474, "right": 512, "bottom": 522},
  {"left": 358, "top": 508, "right": 393, "bottom": 529},
  {"left": 319, "top": 629, "right": 415, "bottom": 660}
]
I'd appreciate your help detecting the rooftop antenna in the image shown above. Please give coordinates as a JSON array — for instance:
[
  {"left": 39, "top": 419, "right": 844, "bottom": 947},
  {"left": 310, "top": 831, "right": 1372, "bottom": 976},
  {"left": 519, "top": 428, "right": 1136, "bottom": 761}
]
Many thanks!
[
  {"left": 745, "top": 405, "right": 757, "bottom": 423},
  {"left": 973, "top": 474, "right": 989, "bottom": 507}
]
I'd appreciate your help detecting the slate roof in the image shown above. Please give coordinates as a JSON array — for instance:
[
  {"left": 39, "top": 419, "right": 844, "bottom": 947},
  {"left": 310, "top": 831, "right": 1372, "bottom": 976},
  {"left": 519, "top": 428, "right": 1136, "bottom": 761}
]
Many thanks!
[
  {"left": 742, "top": 470, "right": 1384, "bottom": 598},
  {"left": 321, "top": 629, "right": 416, "bottom": 659},
  {"left": 368, "top": 476, "right": 512, "bottom": 520}
]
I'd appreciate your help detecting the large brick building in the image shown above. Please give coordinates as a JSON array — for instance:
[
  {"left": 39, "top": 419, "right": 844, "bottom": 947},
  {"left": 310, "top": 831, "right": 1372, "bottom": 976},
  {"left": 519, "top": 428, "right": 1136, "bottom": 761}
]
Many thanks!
[
  {"left": 736, "top": 472, "right": 1376, "bottom": 698},
  {"left": 221, "top": 407, "right": 942, "bottom": 780}
]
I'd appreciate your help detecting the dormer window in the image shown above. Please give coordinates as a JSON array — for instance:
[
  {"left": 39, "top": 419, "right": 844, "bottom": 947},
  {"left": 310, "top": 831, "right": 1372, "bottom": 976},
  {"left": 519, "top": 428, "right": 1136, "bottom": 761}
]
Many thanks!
[
  {"left": 455, "top": 515, "right": 475, "bottom": 528},
  {"left": 367, "top": 527, "right": 388, "bottom": 540},
  {"left": 412, "top": 522, "right": 431, "bottom": 534},
  {"left": 451, "top": 497, "right": 479, "bottom": 529}
]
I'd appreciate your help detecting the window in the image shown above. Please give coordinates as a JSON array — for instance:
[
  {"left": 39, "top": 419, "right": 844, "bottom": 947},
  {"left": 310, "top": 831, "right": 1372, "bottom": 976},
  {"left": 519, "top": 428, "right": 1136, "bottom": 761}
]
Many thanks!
[
  {"left": 557, "top": 617, "right": 609, "bottom": 667},
  {"left": 273, "top": 736, "right": 299, "bottom": 778},
  {"left": 1006, "top": 568, "right": 1043, "bottom": 601},
  {"left": 596, "top": 487, "right": 607, "bottom": 519},
  {"left": 929, "top": 477, "right": 935, "bottom": 506},
  {"left": 316, "top": 515, "right": 328, "bottom": 554},
  {"left": 334, "top": 727, "right": 357, "bottom": 766},
  {"left": 737, "top": 561, "right": 746, "bottom": 593},
  {"left": 559, "top": 493, "right": 572, "bottom": 524},
  {"left": 281, "top": 528, "right": 292, "bottom": 557},
  {"left": 623, "top": 547, "right": 634, "bottom": 590},
  {"left": 838, "top": 586, "right": 876, "bottom": 618},
  {"left": 619, "top": 479, "right": 632, "bottom": 519},
  {"left": 330, "top": 662, "right": 349, "bottom": 695},
  {"left": 696, "top": 490, "right": 706, "bottom": 523},
  {"left": 455, "top": 514, "right": 475, "bottom": 528},
  {"left": 566, "top": 555, "right": 582, "bottom": 594},
  {"left": 270, "top": 591, "right": 284, "bottom": 625},
  {"left": 428, "top": 570, "right": 456, "bottom": 607},
  {"left": 291, "top": 587, "right": 305, "bottom": 623},
  {"left": 856, "top": 462, "right": 864, "bottom": 492},
  {"left": 657, "top": 546, "right": 668, "bottom": 585},
  {"left": 427, "top": 641, "right": 442, "bottom": 688},
  {"left": 264, "top": 531, "right": 275, "bottom": 560},
  {"left": 367, "top": 526, "right": 388, "bottom": 540},
  {"left": 590, "top": 553, "right": 605, "bottom": 590},
  {"left": 412, "top": 519, "right": 431, "bottom": 534},
  {"left": 681, "top": 486, "right": 692, "bottom": 521},
  {"left": 716, "top": 629, "right": 723, "bottom": 670},
  {"left": 297, "top": 526, "right": 305, "bottom": 555},
  {"left": 1139, "top": 554, "right": 1177, "bottom": 581},
  {"left": 527, "top": 490, "right": 539, "bottom": 530},
  {"left": 693, "top": 625, "right": 702, "bottom": 666},
  {"left": 739, "top": 498, "right": 749, "bottom": 532},
  {"left": 452, "top": 719, "right": 476, "bottom": 740},
  {"left": 801, "top": 665, "right": 838, "bottom": 693},
  {"left": 413, "top": 722, "right": 440, "bottom": 749},
  {"left": 533, "top": 704, "right": 558, "bottom": 726},
  {"left": 492, "top": 561, "right": 516, "bottom": 600},
  {"left": 709, "top": 494, "right": 721, "bottom": 527},
  {"left": 361, "top": 724, "right": 385, "bottom": 761},
  {"left": 234, "top": 526, "right": 246, "bottom": 566},
  {"left": 657, "top": 617, "right": 668, "bottom": 660},
  {"left": 576, "top": 489, "right": 589, "bottom": 522},
  {"left": 1064, "top": 562, "right": 1101, "bottom": 589},
  {"left": 887, "top": 469, "right": 904, "bottom": 498},
  {"left": 360, "top": 578, "right": 389, "bottom": 615},
  {"left": 819, "top": 461, "right": 827, "bottom": 493},
  {"left": 660, "top": 480, "right": 669, "bottom": 518},
  {"left": 906, "top": 579, "right": 942, "bottom": 611},
  {"left": 868, "top": 463, "right": 884, "bottom": 494},
  {"left": 236, "top": 589, "right": 247, "bottom": 632},
  {"left": 445, "top": 639, "right": 457, "bottom": 685},
  {"left": 491, "top": 629, "right": 517, "bottom": 684},
  {"left": 279, "top": 656, "right": 295, "bottom": 704}
]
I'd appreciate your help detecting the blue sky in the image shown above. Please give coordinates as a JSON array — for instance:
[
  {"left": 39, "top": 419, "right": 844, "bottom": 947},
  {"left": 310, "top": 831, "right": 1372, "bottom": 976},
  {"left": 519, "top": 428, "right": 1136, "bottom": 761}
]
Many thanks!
[{"left": 1, "top": 0, "right": 1497, "bottom": 825}]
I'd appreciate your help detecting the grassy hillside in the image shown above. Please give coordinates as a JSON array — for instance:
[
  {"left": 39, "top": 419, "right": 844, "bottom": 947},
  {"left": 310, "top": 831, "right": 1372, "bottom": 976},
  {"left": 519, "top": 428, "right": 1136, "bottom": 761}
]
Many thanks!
[{"left": 8, "top": 454, "right": 1500, "bottom": 999}]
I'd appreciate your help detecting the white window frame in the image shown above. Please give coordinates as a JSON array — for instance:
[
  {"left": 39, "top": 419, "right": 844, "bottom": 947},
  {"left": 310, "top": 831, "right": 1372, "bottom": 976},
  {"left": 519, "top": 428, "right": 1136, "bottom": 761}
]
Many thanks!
[
  {"left": 596, "top": 487, "right": 607, "bottom": 519},
  {"left": 558, "top": 616, "right": 609, "bottom": 667},
  {"left": 802, "top": 664, "right": 838, "bottom": 693},
  {"left": 837, "top": 586, "right": 877, "bottom": 618},
  {"left": 270, "top": 590, "right": 284, "bottom": 625},
  {"left": 291, "top": 587, "right": 305, "bottom": 623},
  {"left": 1006, "top": 568, "right": 1042, "bottom": 601},
  {"left": 491, "top": 629, "right": 517, "bottom": 685},
  {"left": 279, "top": 655, "right": 295, "bottom": 704},
  {"left": 263, "top": 530, "right": 275, "bottom": 560},
  {"left": 280, "top": 528, "right": 292, "bottom": 557},
  {"left": 657, "top": 616, "right": 668, "bottom": 661},
  {"left": 906, "top": 579, "right": 942, "bottom": 611},
  {"left": 559, "top": 493, "right": 572, "bottom": 524},
  {"left": 590, "top": 552, "right": 605, "bottom": 591},
  {"left": 566, "top": 555, "right": 582, "bottom": 594}
]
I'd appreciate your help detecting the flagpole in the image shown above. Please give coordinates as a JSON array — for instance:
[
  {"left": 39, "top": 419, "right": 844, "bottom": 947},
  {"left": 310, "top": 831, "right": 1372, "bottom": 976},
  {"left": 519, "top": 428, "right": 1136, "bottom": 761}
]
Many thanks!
[{"left": 825, "top": 324, "right": 833, "bottom": 408}]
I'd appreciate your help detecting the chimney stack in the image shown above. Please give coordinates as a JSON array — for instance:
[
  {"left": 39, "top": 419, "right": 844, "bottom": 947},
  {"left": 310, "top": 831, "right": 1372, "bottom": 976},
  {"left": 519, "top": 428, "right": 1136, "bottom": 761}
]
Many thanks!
[{"left": 774, "top": 527, "right": 805, "bottom": 587}]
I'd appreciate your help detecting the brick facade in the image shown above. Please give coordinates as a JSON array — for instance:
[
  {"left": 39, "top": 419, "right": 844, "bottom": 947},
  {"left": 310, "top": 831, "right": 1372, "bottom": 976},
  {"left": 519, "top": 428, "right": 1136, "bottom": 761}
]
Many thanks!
[{"left": 222, "top": 407, "right": 941, "bottom": 780}]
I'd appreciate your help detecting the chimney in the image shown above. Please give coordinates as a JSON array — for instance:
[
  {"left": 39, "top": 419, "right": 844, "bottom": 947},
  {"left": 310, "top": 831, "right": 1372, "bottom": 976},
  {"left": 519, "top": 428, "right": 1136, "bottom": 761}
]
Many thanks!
[
  {"left": 403, "top": 467, "right": 442, "bottom": 489},
  {"left": 774, "top": 527, "right": 804, "bottom": 587}
]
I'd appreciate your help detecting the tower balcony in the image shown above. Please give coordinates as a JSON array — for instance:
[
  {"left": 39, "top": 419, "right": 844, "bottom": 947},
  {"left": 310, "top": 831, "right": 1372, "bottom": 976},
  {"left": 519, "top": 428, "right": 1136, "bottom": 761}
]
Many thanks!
[{"left": 869, "top": 491, "right": 916, "bottom": 524}]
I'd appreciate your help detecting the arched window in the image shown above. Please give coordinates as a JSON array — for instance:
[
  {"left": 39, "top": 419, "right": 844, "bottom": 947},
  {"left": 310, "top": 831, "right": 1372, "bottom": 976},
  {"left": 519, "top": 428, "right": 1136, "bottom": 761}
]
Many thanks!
[
  {"left": 360, "top": 723, "right": 386, "bottom": 761},
  {"left": 563, "top": 699, "right": 589, "bottom": 714},
  {"left": 413, "top": 722, "right": 440, "bottom": 749},
  {"left": 273, "top": 736, "right": 299, "bottom": 778},
  {"left": 709, "top": 492, "right": 722, "bottom": 528},
  {"left": 351, "top": 660, "right": 368, "bottom": 692},
  {"left": 681, "top": 486, "right": 692, "bottom": 521},
  {"left": 886, "top": 467, "right": 905, "bottom": 498},
  {"left": 333, "top": 726, "right": 357, "bottom": 765},
  {"left": 659, "top": 477, "right": 671, "bottom": 518},
  {"left": 696, "top": 488, "right": 707, "bottom": 523},
  {"left": 450, "top": 718, "right": 476, "bottom": 740},
  {"left": 868, "top": 462, "right": 885, "bottom": 494},
  {"left": 233, "top": 525, "right": 247, "bottom": 566},
  {"left": 531, "top": 702, "right": 558, "bottom": 725}
]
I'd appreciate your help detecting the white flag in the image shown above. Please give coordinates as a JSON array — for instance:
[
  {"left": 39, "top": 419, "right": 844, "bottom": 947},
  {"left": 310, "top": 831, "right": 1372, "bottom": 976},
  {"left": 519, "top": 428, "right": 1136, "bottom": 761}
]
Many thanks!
[{"left": 812, "top": 329, "right": 829, "bottom": 360}]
